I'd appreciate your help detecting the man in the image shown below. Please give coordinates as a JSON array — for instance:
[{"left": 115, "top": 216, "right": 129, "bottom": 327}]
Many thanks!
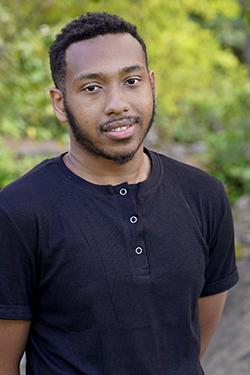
[{"left": 0, "top": 12, "right": 238, "bottom": 375}]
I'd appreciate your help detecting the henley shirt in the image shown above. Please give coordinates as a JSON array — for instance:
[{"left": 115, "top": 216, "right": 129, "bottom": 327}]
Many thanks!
[{"left": 0, "top": 148, "right": 239, "bottom": 375}]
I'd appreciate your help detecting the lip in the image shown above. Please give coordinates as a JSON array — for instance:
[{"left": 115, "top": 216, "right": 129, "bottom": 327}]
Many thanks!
[
  {"left": 102, "top": 118, "right": 136, "bottom": 131},
  {"left": 104, "top": 123, "right": 136, "bottom": 140},
  {"left": 101, "top": 118, "right": 138, "bottom": 140}
]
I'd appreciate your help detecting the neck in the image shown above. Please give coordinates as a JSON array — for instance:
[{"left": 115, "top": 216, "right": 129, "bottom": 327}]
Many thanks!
[{"left": 63, "top": 144, "right": 151, "bottom": 186}]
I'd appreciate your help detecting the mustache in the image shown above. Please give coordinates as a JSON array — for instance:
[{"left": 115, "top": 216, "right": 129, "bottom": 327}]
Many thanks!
[{"left": 100, "top": 116, "right": 140, "bottom": 131}]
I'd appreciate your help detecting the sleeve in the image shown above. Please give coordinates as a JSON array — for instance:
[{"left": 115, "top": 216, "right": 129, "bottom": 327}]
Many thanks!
[
  {"left": 0, "top": 207, "right": 36, "bottom": 319},
  {"left": 200, "top": 184, "right": 239, "bottom": 297}
]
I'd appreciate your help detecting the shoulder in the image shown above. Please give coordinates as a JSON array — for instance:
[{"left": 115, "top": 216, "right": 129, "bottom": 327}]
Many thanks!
[
  {"left": 149, "top": 149, "right": 230, "bottom": 228},
  {"left": 1, "top": 154, "right": 63, "bottom": 193},
  {"left": 0, "top": 155, "right": 64, "bottom": 218},
  {"left": 151, "top": 149, "right": 225, "bottom": 198},
  {"left": 150, "top": 150, "right": 233, "bottom": 250}
]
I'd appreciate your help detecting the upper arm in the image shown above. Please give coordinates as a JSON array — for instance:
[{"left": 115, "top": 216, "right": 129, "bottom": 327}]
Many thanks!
[
  {"left": 198, "top": 291, "right": 228, "bottom": 358},
  {"left": 199, "top": 181, "right": 239, "bottom": 299},
  {"left": 0, "top": 319, "right": 31, "bottom": 373},
  {"left": 199, "top": 291, "right": 228, "bottom": 328},
  {"left": 0, "top": 207, "right": 34, "bottom": 372}
]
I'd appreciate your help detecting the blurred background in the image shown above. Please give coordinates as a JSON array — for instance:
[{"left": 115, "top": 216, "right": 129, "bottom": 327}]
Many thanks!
[{"left": 0, "top": 0, "right": 249, "bottom": 374}]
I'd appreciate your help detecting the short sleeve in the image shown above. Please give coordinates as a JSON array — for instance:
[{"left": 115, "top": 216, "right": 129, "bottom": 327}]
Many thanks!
[
  {"left": 200, "top": 185, "right": 239, "bottom": 297},
  {"left": 0, "top": 207, "right": 35, "bottom": 319}
]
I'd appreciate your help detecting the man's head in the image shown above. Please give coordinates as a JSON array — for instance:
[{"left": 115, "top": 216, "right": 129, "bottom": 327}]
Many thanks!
[
  {"left": 49, "top": 12, "right": 148, "bottom": 93},
  {"left": 49, "top": 12, "right": 155, "bottom": 165}
]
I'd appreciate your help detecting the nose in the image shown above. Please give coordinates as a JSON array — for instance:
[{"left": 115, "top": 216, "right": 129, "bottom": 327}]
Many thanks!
[{"left": 104, "top": 85, "right": 130, "bottom": 116}]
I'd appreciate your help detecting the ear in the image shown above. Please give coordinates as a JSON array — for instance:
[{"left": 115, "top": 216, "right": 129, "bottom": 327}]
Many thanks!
[
  {"left": 49, "top": 87, "right": 68, "bottom": 123},
  {"left": 149, "top": 71, "right": 156, "bottom": 96}
]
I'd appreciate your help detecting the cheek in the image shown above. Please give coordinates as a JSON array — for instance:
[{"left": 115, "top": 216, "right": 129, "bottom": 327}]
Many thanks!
[
  {"left": 70, "top": 92, "right": 104, "bottom": 114},
  {"left": 135, "top": 94, "right": 154, "bottom": 119},
  {"left": 72, "top": 102, "right": 101, "bottom": 125},
  {"left": 141, "top": 85, "right": 154, "bottom": 107}
]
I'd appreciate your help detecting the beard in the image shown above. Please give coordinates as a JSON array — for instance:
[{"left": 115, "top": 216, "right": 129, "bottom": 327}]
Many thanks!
[{"left": 64, "top": 95, "right": 155, "bottom": 165}]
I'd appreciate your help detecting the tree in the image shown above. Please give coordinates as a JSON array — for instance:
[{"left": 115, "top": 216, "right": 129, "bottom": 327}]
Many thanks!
[{"left": 0, "top": 0, "right": 249, "bottom": 201}]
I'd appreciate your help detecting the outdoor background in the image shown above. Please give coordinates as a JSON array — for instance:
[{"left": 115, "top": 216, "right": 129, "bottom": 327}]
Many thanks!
[{"left": 0, "top": 0, "right": 249, "bottom": 374}]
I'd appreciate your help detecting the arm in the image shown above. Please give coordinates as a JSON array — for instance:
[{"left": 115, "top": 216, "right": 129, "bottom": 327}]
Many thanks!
[
  {"left": 0, "top": 320, "right": 31, "bottom": 375},
  {"left": 198, "top": 291, "right": 228, "bottom": 359}
]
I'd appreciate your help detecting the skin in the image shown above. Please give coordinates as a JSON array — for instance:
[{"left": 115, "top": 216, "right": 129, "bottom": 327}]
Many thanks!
[
  {"left": 199, "top": 291, "right": 228, "bottom": 359},
  {"left": 0, "top": 320, "right": 30, "bottom": 374},
  {"left": 0, "top": 33, "right": 229, "bottom": 373},
  {"left": 50, "top": 33, "right": 155, "bottom": 186}
]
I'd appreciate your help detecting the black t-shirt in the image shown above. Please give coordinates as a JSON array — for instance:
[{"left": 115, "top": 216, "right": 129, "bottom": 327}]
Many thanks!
[{"left": 0, "top": 149, "right": 238, "bottom": 375}]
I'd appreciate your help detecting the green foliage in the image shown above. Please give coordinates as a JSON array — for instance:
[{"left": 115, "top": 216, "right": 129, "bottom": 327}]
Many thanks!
[
  {"left": 0, "top": 141, "right": 46, "bottom": 188},
  {"left": 0, "top": 0, "right": 249, "bottom": 202},
  {"left": 203, "top": 82, "right": 250, "bottom": 203},
  {"left": 0, "top": 3, "right": 63, "bottom": 141}
]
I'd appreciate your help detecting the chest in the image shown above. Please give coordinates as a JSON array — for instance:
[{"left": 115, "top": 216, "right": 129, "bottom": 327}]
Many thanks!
[{"left": 36, "top": 189, "right": 207, "bottom": 331}]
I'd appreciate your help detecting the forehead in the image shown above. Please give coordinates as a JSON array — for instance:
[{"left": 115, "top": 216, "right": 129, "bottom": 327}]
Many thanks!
[{"left": 65, "top": 33, "right": 146, "bottom": 79}]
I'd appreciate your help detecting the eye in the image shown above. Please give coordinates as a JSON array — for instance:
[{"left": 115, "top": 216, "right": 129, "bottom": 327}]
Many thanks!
[
  {"left": 125, "top": 77, "right": 141, "bottom": 86},
  {"left": 83, "top": 84, "right": 101, "bottom": 93}
]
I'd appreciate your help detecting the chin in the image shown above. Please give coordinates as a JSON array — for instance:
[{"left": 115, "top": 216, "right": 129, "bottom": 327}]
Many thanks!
[{"left": 104, "top": 141, "right": 144, "bottom": 165}]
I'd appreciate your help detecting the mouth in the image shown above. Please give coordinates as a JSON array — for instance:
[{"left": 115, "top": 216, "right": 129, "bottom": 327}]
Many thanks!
[
  {"left": 101, "top": 118, "right": 138, "bottom": 140},
  {"left": 108, "top": 124, "right": 132, "bottom": 133}
]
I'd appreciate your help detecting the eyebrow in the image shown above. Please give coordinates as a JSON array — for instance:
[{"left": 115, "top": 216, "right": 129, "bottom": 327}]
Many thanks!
[
  {"left": 74, "top": 64, "right": 145, "bottom": 83},
  {"left": 120, "top": 64, "right": 145, "bottom": 74}
]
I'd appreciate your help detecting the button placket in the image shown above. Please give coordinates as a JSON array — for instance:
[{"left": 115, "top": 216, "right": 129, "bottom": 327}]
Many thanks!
[{"left": 117, "top": 185, "right": 150, "bottom": 278}]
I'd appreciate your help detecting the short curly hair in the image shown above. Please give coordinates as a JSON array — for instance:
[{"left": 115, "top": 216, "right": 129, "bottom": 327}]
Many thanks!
[{"left": 49, "top": 12, "right": 148, "bottom": 92}]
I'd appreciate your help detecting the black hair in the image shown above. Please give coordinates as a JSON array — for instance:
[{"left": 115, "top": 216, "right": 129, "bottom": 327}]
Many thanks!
[{"left": 49, "top": 12, "right": 148, "bottom": 92}]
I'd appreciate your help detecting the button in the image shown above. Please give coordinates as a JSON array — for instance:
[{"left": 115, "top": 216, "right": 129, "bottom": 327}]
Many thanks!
[
  {"left": 135, "top": 247, "right": 143, "bottom": 255},
  {"left": 119, "top": 188, "right": 127, "bottom": 196},
  {"left": 130, "top": 216, "right": 138, "bottom": 224}
]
